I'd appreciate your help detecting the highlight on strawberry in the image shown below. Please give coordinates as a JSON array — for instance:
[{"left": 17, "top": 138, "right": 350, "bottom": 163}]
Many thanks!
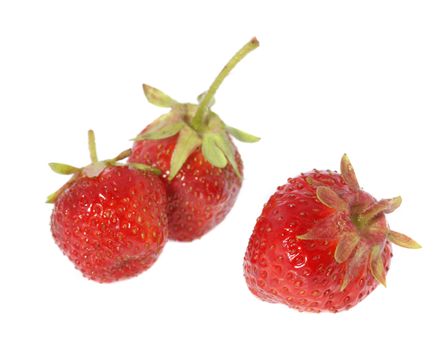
[
  {"left": 48, "top": 130, "right": 167, "bottom": 283},
  {"left": 243, "top": 154, "right": 421, "bottom": 312},
  {"left": 129, "top": 37, "right": 260, "bottom": 242}
]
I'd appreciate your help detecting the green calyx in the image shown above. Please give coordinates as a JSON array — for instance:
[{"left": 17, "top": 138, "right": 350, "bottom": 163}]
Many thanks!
[
  {"left": 135, "top": 38, "right": 260, "bottom": 181},
  {"left": 47, "top": 130, "right": 160, "bottom": 203},
  {"left": 298, "top": 154, "right": 421, "bottom": 291}
]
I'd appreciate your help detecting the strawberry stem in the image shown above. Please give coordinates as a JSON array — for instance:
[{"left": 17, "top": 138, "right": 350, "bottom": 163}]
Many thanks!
[
  {"left": 88, "top": 130, "right": 99, "bottom": 163},
  {"left": 191, "top": 37, "right": 259, "bottom": 131}
]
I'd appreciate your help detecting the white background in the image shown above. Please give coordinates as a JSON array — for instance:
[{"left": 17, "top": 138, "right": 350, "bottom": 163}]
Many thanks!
[{"left": 1, "top": 1, "right": 443, "bottom": 349}]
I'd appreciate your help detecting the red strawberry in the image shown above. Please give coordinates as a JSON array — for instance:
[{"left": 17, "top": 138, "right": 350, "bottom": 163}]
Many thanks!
[
  {"left": 129, "top": 38, "right": 260, "bottom": 241},
  {"left": 244, "top": 154, "right": 420, "bottom": 312},
  {"left": 48, "top": 131, "right": 167, "bottom": 283}
]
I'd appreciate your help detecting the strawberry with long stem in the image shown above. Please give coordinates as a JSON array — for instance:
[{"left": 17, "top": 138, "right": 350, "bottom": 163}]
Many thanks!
[{"left": 129, "top": 38, "right": 260, "bottom": 241}]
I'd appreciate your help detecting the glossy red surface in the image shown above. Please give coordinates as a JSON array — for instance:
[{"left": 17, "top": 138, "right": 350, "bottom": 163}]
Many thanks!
[
  {"left": 130, "top": 129, "right": 242, "bottom": 241},
  {"left": 51, "top": 166, "right": 168, "bottom": 282},
  {"left": 244, "top": 170, "right": 392, "bottom": 312}
]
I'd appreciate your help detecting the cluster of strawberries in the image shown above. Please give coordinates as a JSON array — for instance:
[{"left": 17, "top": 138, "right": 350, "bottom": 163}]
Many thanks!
[{"left": 48, "top": 38, "right": 420, "bottom": 313}]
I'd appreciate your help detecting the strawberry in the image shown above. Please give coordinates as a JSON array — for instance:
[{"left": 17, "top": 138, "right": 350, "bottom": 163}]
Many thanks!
[
  {"left": 129, "top": 38, "right": 260, "bottom": 241},
  {"left": 243, "top": 155, "right": 420, "bottom": 312},
  {"left": 48, "top": 131, "right": 167, "bottom": 283}
]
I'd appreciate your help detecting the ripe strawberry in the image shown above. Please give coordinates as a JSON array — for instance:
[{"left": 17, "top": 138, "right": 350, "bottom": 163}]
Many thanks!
[
  {"left": 48, "top": 131, "right": 167, "bottom": 283},
  {"left": 244, "top": 155, "right": 420, "bottom": 312},
  {"left": 129, "top": 38, "right": 260, "bottom": 241}
]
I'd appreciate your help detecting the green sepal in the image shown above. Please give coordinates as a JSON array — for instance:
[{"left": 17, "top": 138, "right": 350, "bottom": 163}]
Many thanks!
[
  {"left": 298, "top": 213, "right": 345, "bottom": 241},
  {"left": 113, "top": 149, "right": 132, "bottom": 162},
  {"left": 48, "top": 131, "right": 147, "bottom": 204},
  {"left": 334, "top": 232, "right": 360, "bottom": 264},
  {"left": 359, "top": 196, "right": 402, "bottom": 226},
  {"left": 370, "top": 245, "right": 387, "bottom": 287},
  {"left": 340, "top": 154, "right": 360, "bottom": 192},
  {"left": 340, "top": 243, "right": 367, "bottom": 291},
  {"left": 143, "top": 84, "right": 178, "bottom": 107},
  {"left": 128, "top": 162, "right": 162, "bottom": 176},
  {"left": 382, "top": 196, "right": 402, "bottom": 214},
  {"left": 48, "top": 163, "right": 80, "bottom": 175},
  {"left": 46, "top": 191, "right": 59, "bottom": 204},
  {"left": 212, "top": 132, "right": 241, "bottom": 178},
  {"left": 138, "top": 38, "right": 260, "bottom": 179},
  {"left": 168, "top": 125, "right": 202, "bottom": 181},
  {"left": 46, "top": 173, "right": 80, "bottom": 203},
  {"left": 134, "top": 121, "right": 185, "bottom": 141},
  {"left": 388, "top": 230, "right": 421, "bottom": 249},
  {"left": 226, "top": 126, "right": 260, "bottom": 143},
  {"left": 316, "top": 186, "right": 348, "bottom": 211},
  {"left": 202, "top": 133, "right": 227, "bottom": 168}
]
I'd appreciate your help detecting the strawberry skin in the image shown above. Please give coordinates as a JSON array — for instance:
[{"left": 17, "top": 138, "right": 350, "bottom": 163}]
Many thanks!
[
  {"left": 51, "top": 166, "right": 168, "bottom": 282},
  {"left": 130, "top": 38, "right": 259, "bottom": 241},
  {"left": 244, "top": 170, "right": 390, "bottom": 312},
  {"left": 244, "top": 156, "right": 420, "bottom": 312},
  {"left": 130, "top": 131, "right": 242, "bottom": 241}
]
